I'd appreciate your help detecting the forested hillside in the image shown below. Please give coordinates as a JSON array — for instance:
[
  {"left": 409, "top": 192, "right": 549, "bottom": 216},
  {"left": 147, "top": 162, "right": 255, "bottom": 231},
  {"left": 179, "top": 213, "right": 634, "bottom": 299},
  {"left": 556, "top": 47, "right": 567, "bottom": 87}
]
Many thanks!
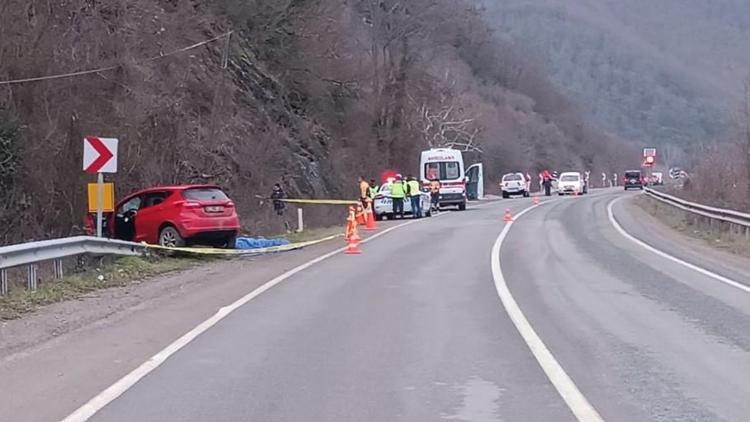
[
  {"left": 0, "top": 0, "right": 633, "bottom": 243},
  {"left": 481, "top": 0, "right": 750, "bottom": 148}
]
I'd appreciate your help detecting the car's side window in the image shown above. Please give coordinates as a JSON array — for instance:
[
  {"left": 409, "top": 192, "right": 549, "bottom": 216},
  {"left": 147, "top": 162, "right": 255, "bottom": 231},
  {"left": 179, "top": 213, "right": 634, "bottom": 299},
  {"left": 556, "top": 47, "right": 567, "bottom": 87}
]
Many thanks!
[
  {"left": 119, "top": 196, "right": 142, "bottom": 214},
  {"left": 141, "top": 192, "right": 169, "bottom": 209}
]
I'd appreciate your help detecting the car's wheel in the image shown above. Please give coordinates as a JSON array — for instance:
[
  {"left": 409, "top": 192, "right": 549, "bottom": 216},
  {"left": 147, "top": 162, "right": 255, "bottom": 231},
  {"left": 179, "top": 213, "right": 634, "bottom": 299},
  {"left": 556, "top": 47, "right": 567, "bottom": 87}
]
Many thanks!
[
  {"left": 375, "top": 213, "right": 383, "bottom": 221},
  {"left": 159, "top": 225, "right": 185, "bottom": 248},
  {"left": 502, "top": 192, "right": 508, "bottom": 199},
  {"left": 523, "top": 191, "right": 530, "bottom": 198},
  {"left": 221, "top": 234, "right": 237, "bottom": 249},
  {"left": 458, "top": 202, "right": 466, "bottom": 211}
]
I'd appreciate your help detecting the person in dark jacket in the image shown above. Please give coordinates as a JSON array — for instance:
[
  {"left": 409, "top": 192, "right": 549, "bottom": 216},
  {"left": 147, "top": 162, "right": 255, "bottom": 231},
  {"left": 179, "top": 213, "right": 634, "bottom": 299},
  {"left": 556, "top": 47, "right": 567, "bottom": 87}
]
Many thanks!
[
  {"left": 271, "top": 184, "right": 291, "bottom": 232},
  {"left": 542, "top": 170, "right": 553, "bottom": 196}
]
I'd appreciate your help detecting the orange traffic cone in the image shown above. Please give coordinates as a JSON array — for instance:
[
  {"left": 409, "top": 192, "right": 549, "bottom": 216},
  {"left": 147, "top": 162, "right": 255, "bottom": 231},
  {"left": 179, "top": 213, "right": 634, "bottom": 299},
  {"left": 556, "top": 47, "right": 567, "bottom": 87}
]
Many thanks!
[
  {"left": 344, "top": 236, "right": 362, "bottom": 255},
  {"left": 533, "top": 196, "right": 540, "bottom": 205},
  {"left": 364, "top": 204, "right": 377, "bottom": 231},
  {"left": 344, "top": 219, "right": 362, "bottom": 255},
  {"left": 344, "top": 206, "right": 356, "bottom": 241},
  {"left": 503, "top": 208, "right": 513, "bottom": 223}
]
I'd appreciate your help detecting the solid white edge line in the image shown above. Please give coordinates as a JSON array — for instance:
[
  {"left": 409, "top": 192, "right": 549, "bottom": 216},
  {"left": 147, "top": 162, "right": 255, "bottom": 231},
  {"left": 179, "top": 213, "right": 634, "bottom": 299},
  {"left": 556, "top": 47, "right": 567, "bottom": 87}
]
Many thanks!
[
  {"left": 61, "top": 217, "right": 425, "bottom": 422},
  {"left": 491, "top": 202, "right": 604, "bottom": 422},
  {"left": 607, "top": 196, "right": 750, "bottom": 294}
]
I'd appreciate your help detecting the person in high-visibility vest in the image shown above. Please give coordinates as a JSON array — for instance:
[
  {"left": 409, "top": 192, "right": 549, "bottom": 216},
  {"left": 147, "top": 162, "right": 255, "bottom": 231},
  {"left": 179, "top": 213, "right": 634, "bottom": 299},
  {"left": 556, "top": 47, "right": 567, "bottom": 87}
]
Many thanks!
[
  {"left": 390, "top": 176, "right": 406, "bottom": 219},
  {"left": 406, "top": 175, "right": 422, "bottom": 219},
  {"left": 368, "top": 179, "right": 379, "bottom": 199}
]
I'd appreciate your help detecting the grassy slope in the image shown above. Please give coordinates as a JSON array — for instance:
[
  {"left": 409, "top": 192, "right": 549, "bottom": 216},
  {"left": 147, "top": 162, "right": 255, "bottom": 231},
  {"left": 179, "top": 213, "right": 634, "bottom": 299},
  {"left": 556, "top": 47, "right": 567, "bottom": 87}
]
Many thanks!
[{"left": 0, "top": 256, "right": 200, "bottom": 320}]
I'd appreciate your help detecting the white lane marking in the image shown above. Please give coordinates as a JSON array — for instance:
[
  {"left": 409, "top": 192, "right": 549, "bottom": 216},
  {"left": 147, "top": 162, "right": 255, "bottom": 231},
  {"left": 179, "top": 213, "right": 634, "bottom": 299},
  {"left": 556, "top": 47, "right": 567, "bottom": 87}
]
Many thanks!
[
  {"left": 491, "top": 202, "right": 604, "bottom": 422},
  {"left": 608, "top": 196, "right": 750, "bottom": 294},
  {"left": 61, "top": 218, "right": 423, "bottom": 422}
]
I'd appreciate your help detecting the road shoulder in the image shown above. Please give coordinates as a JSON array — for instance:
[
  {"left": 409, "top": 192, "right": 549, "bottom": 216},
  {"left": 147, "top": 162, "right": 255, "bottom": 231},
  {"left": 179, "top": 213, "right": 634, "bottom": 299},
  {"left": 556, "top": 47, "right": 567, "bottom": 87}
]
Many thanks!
[{"left": 615, "top": 194, "right": 750, "bottom": 285}]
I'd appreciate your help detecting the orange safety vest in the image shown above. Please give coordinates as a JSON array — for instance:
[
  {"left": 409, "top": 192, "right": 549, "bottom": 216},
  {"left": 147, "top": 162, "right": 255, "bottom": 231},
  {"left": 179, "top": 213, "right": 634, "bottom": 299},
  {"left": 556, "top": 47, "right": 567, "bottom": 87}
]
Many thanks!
[
  {"left": 430, "top": 180, "right": 440, "bottom": 193},
  {"left": 359, "top": 180, "right": 369, "bottom": 199}
]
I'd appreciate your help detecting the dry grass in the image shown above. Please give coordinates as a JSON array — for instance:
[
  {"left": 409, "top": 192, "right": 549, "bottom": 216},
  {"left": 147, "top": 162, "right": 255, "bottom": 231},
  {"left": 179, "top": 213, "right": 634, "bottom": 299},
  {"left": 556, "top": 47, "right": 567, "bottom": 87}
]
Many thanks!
[
  {"left": 0, "top": 255, "right": 201, "bottom": 320},
  {"left": 635, "top": 195, "right": 750, "bottom": 258},
  {"left": 279, "top": 226, "right": 344, "bottom": 243}
]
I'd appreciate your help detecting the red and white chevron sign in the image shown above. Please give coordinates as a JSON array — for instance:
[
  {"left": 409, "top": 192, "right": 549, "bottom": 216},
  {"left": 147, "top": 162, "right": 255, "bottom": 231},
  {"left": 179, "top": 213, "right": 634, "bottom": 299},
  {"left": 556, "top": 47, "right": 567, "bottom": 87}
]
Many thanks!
[{"left": 83, "top": 136, "right": 118, "bottom": 173}]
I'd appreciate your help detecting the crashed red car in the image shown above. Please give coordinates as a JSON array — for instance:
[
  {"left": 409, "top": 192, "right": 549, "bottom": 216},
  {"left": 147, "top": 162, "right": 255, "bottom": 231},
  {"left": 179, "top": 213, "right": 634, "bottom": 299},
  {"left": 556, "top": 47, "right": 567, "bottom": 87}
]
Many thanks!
[{"left": 86, "top": 184, "right": 240, "bottom": 248}]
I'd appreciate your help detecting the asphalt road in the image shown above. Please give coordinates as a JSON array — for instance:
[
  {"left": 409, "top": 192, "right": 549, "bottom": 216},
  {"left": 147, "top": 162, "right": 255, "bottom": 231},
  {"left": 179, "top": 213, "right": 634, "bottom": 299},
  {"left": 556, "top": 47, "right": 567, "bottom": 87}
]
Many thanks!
[{"left": 8, "top": 189, "right": 750, "bottom": 421}]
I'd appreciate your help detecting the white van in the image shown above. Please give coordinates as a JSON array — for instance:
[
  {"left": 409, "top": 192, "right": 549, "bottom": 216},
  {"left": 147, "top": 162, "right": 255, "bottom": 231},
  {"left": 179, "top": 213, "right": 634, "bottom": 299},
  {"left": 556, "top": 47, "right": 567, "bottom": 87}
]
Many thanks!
[{"left": 420, "top": 148, "right": 471, "bottom": 210}]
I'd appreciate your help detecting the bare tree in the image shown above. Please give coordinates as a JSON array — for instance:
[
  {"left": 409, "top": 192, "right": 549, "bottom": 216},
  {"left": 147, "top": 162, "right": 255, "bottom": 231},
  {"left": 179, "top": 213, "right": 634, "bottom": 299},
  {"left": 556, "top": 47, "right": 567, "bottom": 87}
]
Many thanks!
[{"left": 411, "top": 99, "right": 482, "bottom": 152}]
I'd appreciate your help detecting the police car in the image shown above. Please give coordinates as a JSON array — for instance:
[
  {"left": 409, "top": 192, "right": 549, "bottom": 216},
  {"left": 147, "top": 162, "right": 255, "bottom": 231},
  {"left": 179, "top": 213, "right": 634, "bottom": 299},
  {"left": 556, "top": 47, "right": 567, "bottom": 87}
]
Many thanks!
[
  {"left": 373, "top": 181, "right": 432, "bottom": 220},
  {"left": 501, "top": 172, "right": 529, "bottom": 198}
]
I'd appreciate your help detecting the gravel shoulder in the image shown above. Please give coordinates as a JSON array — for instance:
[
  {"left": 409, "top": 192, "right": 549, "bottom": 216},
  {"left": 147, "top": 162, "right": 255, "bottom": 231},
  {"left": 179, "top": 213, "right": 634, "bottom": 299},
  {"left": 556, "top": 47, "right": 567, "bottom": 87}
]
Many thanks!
[{"left": 619, "top": 194, "right": 750, "bottom": 287}]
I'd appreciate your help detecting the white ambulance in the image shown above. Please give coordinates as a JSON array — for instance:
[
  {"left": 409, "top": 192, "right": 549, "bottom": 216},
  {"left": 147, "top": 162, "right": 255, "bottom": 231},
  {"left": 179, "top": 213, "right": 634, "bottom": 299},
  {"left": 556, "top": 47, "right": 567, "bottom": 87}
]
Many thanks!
[{"left": 420, "top": 148, "right": 482, "bottom": 210}]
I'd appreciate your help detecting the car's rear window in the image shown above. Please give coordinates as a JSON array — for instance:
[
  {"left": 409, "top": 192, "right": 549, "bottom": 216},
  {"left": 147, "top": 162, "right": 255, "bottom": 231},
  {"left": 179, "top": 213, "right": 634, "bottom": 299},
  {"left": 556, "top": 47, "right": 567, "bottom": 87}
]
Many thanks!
[
  {"left": 503, "top": 174, "right": 523, "bottom": 181},
  {"left": 182, "top": 188, "right": 229, "bottom": 201},
  {"left": 561, "top": 174, "right": 579, "bottom": 181},
  {"left": 625, "top": 171, "right": 641, "bottom": 178}
]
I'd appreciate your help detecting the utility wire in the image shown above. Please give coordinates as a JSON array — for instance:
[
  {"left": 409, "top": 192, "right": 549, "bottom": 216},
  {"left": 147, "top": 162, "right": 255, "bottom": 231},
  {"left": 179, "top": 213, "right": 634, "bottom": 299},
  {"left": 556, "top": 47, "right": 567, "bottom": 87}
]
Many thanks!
[{"left": 0, "top": 31, "right": 233, "bottom": 86}]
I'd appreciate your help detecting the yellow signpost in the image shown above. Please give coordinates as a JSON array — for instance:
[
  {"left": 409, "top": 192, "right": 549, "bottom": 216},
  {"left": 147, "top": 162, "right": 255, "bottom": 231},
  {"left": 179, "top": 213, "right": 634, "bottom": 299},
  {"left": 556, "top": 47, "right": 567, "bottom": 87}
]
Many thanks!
[{"left": 87, "top": 182, "right": 115, "bottom": 213}]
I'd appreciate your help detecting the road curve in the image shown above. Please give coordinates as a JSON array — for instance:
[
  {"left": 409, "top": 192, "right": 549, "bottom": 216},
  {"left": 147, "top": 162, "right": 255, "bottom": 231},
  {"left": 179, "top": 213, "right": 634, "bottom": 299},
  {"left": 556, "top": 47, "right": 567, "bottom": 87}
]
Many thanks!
[
  {"left": 83, "top": 198, "right": 575, "bottom": 422},
  {"left": 501, "top": 190, "right": 750, "bottom": 421},
  {"left": 62, "top": 190, "right": 750, "bottom": 421}
]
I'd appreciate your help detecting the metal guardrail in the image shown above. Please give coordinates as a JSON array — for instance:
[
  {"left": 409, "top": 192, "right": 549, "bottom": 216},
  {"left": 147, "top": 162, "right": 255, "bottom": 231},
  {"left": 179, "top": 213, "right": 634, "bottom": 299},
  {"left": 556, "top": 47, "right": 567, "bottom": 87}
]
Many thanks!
[
  {"left": 0, "top": 236, "right": 146, "bottom": 296},
  {"left": 644, "top": 187, "right": 750, "bottom": 232}
]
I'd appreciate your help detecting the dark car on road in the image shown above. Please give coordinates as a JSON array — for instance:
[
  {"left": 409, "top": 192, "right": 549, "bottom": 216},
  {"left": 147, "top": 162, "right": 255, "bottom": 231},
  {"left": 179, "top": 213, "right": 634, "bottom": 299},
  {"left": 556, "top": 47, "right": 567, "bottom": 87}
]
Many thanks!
[{"left": 623, "top": 170, "right": 644, "bottom": 190}]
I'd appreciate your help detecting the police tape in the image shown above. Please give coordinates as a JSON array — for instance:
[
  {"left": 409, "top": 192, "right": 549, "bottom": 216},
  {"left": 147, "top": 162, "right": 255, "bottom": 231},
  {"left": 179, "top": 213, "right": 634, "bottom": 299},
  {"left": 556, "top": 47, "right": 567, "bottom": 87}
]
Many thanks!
[
  {"left": 144, "top": 234, "right": 342, "bottom": 255},
  {"left": 280, "top": 198, "right": 359, "bottom": 205}
]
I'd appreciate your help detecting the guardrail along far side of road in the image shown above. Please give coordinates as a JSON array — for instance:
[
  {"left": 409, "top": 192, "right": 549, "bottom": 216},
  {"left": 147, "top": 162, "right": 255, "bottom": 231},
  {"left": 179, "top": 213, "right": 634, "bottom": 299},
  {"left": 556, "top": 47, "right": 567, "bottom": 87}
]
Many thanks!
[{"left": 643, "top": 187, "right": 750, "bottom": 241}]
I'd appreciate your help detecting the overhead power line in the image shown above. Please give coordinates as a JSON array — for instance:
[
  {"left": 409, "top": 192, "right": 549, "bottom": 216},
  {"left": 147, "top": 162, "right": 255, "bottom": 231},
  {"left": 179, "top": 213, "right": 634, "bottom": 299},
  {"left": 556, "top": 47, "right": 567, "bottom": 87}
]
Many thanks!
[{"left": 0, "top": 31, "right": 233, "bottom": 86}]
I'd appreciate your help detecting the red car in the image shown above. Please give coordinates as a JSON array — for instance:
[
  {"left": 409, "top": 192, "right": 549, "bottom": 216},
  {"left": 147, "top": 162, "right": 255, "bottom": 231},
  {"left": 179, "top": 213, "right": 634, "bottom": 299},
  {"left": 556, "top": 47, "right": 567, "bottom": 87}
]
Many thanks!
[{"left": 88, "top": 185, "right": 240, "bottom": 248}]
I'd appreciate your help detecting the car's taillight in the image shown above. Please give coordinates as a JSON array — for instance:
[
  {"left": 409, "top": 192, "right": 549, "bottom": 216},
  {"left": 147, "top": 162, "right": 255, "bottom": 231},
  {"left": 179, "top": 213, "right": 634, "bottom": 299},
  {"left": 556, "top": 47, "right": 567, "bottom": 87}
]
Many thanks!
[
  {"left": 183, "top": 201, "right": 201, "bottom": 209},
  {"left": 226, "top": 201, "right": 235, "bottom": 208}
]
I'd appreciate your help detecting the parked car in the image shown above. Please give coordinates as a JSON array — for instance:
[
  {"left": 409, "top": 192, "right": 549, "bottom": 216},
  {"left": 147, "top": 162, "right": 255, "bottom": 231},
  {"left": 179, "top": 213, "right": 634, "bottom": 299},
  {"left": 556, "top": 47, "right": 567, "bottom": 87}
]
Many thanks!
[
  {"left": 87, "top": 185, "right": 240, "bottom": 248},
  {"left": 557, "top": 172, "right": 585, "bottom": 195},
  {"left": 373, "top": 181, "right": 432, "bottom": 220},
  {"left": 623, "top": 170, "right": 644, "bottom": 190},
  {"left": 501, "top": 172, "right": 529, "bottom": 198}
]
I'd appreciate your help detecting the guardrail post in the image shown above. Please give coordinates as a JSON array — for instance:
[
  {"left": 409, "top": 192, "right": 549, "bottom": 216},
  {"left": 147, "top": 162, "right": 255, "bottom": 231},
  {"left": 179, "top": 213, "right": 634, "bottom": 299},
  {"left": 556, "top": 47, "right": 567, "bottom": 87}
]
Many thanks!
[
  {"left": 1, "top": 269, "right": 8, "bottom": 296},
  {"left": 297, "top": 207, "right": 304, "bottom": 233},
  {"left": 27, "top": 264, "right": 38, "bottom": 291},
  {"left": 54, "top": 258, "right": 64, "bottom": 280}
]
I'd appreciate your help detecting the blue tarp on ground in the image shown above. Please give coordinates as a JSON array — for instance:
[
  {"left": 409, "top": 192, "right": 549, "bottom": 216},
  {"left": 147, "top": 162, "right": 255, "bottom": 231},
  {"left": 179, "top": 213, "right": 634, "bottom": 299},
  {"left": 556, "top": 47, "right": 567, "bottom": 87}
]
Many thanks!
[{"left": 234, "top": 236, "right": 290, "bottom": 250}]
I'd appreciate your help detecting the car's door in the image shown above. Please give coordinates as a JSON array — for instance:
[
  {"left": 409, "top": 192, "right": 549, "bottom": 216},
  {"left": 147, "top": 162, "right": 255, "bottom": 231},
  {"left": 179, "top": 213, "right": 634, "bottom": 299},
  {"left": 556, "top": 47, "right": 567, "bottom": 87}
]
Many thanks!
[
  {"left": 465, "top": 163, "right": 483, "bottom": 200},
  {"left": 134, "top": 191, "right": 170, "bottom": 244},
  {"left": 114, "top": 195, "right": 143, "bottom": 241}
]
